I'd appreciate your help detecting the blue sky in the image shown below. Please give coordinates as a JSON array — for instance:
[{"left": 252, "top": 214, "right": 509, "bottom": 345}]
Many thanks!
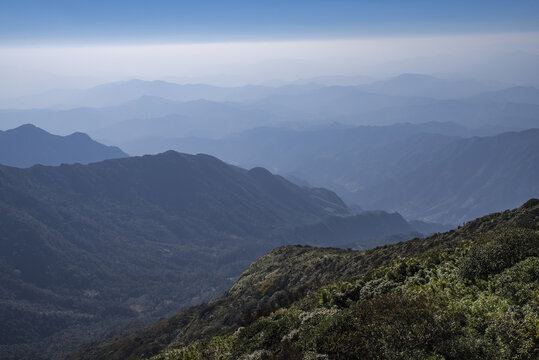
[{"left": 1, "top": 0, "right": 539, "bottom": 44}]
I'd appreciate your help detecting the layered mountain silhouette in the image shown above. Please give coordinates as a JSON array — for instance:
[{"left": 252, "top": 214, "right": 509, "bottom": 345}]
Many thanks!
[
  {"left": 0, "top": 74, "right": 504, "bottom": 110},
  {"left": 0, "top": 124, "right": 127, "bottom": 167},
  {"left": 1, "top": 79, "right": 317, "bottom": 109},
  {"left": 0, "top": 97, "right": 280, "bottom": 138},
  {"left": 2, "top": 76, "right": 537, "bottom": 143},
  {"left": 0, "top": 72, "right": 537, "bottom": 359},
  {"left": 90, "top": 99, "right": 276, "bottom": 142}
]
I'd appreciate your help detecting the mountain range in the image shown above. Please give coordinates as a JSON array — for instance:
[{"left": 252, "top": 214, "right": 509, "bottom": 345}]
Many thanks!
[
  {"left": 6, "top": 122, "right": 537, "bottom": 226},
  {"left": 0, "top": 80, "right": 318, "bottom": 109},
  {"left": 0, "top": 72, "right": 537, "bottom": 359},
  {"left": 0, "top": 97, "right": 281, "bottom": 138},
  {"left": 352, "top": 129, "right": 539, "bottom": 223},
  {"left": 0, "top": 150, "right": 437, "bottom": 360},
  {"left": 1, "top": 76, "right": 538, "bottom": 143},
  {"left": 355, "top": 73, "right": 499, "bottom": 99},
  {"left": 123, "top": 125, "right": 539, "bottom": 224}
]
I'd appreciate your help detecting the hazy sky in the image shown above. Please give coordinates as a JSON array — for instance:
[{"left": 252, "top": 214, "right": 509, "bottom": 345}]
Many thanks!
[{"left": 1, "top": 0, "right": 538, "bottom": 95}]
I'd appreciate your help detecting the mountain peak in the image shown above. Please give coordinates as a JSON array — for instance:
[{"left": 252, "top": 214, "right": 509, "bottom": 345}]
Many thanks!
[
  {"left": 0, "top": 124, "right": 127, "bottom": 167},
  {"left": 67, "top": 131, "right": 91, "bottom": 139},
  {"left": 8, "top": 123, "right": 44, "bottom": 134},
  {"left": 15, "top": 123, "right": 38, "bottom": 129},
  {"left": 522, "top": 198, "right": 539, "bottom": 209},
  {"left": 248, "top": 166, "right": 273, "bottom": 177}
]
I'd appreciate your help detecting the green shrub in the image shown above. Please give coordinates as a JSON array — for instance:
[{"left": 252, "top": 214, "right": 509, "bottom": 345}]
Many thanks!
[
  {"left": 460, "top": 229, "right": 539, "bottom": 281},
  {"left": 492, "top": 257, "right": 539, "bottom": 305}
]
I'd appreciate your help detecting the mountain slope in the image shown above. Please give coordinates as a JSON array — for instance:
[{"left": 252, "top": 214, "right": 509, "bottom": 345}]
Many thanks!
[
  {"left": 74, "top": 199, "right": 539, "bottom": 360},
  {"left": 0, "top": 124, "right": 127, "bottom": 167},
  {"left": 0, "top": 151, "right": 349, "bottom": 360},
  {"left": 353, "top": 129, "right": 539, "bottom": 223},
  {"left": 280, "top": 211, "right": 419, "bottom": 250}
]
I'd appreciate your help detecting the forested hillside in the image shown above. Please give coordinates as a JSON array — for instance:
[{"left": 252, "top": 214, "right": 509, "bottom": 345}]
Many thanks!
[
  {"left": 73, "top": 199, "right": 539, "bottom": 360},
  {"left": 0, "top": 151, "right": 350, "bottom": 359}
]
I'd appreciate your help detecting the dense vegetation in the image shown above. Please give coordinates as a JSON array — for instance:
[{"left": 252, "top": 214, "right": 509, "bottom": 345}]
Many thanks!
[
  {"left": 194, "top": 228, "right": 537, "bottom": 360},
  {"left": 76, "top": 199, "right": 539, "bottom": 360}
]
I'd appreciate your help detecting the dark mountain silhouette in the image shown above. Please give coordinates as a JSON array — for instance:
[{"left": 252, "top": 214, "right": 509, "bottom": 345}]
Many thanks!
[
  {"left": 0, "top": 124, "right": 127, "bottom": 167},
  {"left": 0, "top": 151, "right": 354, "bottom": 359},
  {"left": 72, "top": 199, "right": 539, "bottom": 360},
  {"left": 136, "top": 126, "right": 539, "bottom": 224}
]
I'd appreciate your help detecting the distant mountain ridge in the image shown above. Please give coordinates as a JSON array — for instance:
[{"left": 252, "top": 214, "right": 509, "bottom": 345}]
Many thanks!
[
  {"left": 467, "top": 85, "right": 539, "bottom": 104},
  {"left": 0, "top": 124, "right": 127, "bottom": 167},
  {"left": 1, "top": 75, "right": 537, "bottom": 143},
  {"left": 0, "top": 74, "right": 504, "bottom": 110},
  {"left": 0, "top": 79, "right": 318, "bottom": 109},
  {"left": 281, "top": 211, "right": 420, "bottom": 250},
  {"left": 353, "top": 128, "right": 539, "bottom": 223},
  {"left": 357, "top": 73, "right": 498, "bottom": 99},
  {"left": 141, "top": 126, "right": 539, "bottom": 223},
  {"left": 0, "top": 97, "right": 280, "bottom": 138}
]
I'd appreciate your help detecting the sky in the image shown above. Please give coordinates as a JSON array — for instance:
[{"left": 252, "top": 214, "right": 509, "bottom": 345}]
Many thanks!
[
  {"left": 0, "top": 0, "right": 538, "bottom": 96},
  {"left": 1, "top": 0, "right": 539, "bottom": 44}
]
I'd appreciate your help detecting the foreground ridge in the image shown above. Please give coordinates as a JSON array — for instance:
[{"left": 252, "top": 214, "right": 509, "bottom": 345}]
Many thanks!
[{"left": 73, "top": 199, "right": 539, "bottom": 360}]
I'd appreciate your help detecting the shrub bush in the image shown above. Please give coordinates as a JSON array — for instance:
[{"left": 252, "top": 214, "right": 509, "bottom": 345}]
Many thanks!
[{"left": 460, "top": 229, "right": 539, "bottom": 281}]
